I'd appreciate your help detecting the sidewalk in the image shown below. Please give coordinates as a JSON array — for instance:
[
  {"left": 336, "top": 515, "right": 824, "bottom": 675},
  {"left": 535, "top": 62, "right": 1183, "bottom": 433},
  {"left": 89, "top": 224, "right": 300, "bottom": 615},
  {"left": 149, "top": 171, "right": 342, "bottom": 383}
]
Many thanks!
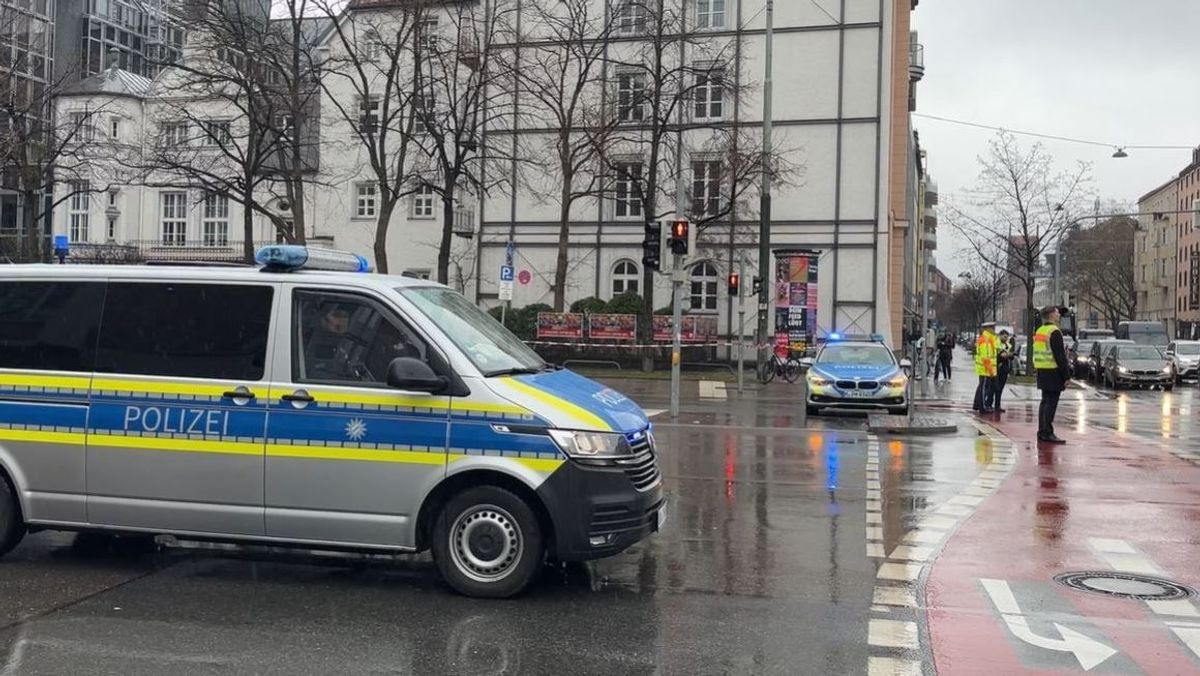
[{"left": 923, "top": 409, "right": 1200, "bottom": 673}]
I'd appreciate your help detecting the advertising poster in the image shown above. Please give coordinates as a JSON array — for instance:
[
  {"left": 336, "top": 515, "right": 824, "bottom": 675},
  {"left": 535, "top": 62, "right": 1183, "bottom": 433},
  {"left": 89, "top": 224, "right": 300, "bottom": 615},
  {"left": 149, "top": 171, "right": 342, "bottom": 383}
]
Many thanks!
[
  {"left": 654, "top": 316, "right": 717, "bottom": 343},
  {"left": 536, "top": 312, "right": 584, "bottom": 339},
  {"left": 588, "top": 314, "right": 637, "bottom": 341},
  {"left": 653, "top": 315, "right": 676, "bottom": 342},
  {"left": 691, "top": 315, "right": 718, "bottom": 343},
  {"left": 774, "top": 250, "right": 820, "bottom": 353}
]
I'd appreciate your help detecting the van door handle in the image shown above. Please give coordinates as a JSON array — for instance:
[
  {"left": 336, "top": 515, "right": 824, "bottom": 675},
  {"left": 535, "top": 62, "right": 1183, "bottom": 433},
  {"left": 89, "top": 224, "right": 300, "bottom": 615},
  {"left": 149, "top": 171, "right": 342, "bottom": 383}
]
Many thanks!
[
  {"left": 222, "top": 386, "right": 256, "bottom": 400},
  {"left": 281, "top": 392, "right": 315, "bottom": 403}
]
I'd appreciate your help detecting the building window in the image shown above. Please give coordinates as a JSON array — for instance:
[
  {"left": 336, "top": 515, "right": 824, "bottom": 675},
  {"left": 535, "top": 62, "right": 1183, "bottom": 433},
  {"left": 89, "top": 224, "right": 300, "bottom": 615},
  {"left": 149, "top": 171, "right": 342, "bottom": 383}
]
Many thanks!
[
  {"left": 612, "top": 259, "right": 640, "bottom": 296},
  {"left": 616, "top": 72, "right": 646, "bottom": 123},
  {"left": 355, "top": 182, "right": 377, "bottom": 218},
  {"left": 357, "top": 95, "right": 380, "bottom": 134},
  {"left": 691, "top": 159, "right": 722, "bottom": 218},
  {"left": 693, "top": 66, "right": 725, "bottom": 120},
  {"left": 696, "top": 0, "right": 726, "bottom": 29},
  {"left": 361, "top": 29, "right": 382, "bottom": 61},
  {"left": 110, "top": 116, "right": 121, "bottom": 140},
  {"left": 68, "top": 181, "right": 90, "bottom": 243},
  {"left": 419, "top": 15, "right": 440, "bottom": 51},
  {"left": 402, "top": 269, "right": 432, "bottom": 280},
  {"left": 202, "top": 192, "right": 229, "bottom": 246},
  {"left": 161, "top": 121, "right": 189, "bottom": 147},
  {"left": 69, "top": 111, "right": 95, "bottom": 142},
  {"left": 107, "top": 215, "right": 117, "bottom": 241},
  {"left": 690, "top": 261, "right": 718, "bottom": 312},
  {"left": 160, "top": 191, "right": 188, "bottom": 246},
  {"left": 412, "top": 184, "right": 437, "bottom": 219},
  {"left": 201, "top": 120, "right": 231, "bottom": 146},
  {"left": 614, "top": 1, "right": 646, "bottom": 35},
  {"left": 274, "top": 115, "right": 295, "bottom": 140},
  {"left": 614, "top": 162, "right": 643, "bottom": 219}
]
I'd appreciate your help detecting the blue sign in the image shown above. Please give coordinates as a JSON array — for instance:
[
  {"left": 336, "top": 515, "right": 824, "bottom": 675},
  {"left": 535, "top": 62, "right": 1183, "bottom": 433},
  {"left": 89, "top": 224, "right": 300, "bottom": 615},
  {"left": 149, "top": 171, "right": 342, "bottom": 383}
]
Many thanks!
[
  {"left": 504, "top": 240, "right": 516, "bottom": 267},
  {"left": 53, "top": 235, "right": 69, "bottom": 253},
  {"left": 500, "top": 265, "right": 514, "bottom": 282}
]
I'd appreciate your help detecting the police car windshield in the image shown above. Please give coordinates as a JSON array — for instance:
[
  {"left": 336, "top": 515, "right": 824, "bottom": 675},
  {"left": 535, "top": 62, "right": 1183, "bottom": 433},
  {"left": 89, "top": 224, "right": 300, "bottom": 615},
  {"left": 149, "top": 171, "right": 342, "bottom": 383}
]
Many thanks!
[
  {"left": 817, "top": 344, "right": 895, "bottom": 366},
  {"left": 400, "top": 287, "right": 547, "bottom": 375}
]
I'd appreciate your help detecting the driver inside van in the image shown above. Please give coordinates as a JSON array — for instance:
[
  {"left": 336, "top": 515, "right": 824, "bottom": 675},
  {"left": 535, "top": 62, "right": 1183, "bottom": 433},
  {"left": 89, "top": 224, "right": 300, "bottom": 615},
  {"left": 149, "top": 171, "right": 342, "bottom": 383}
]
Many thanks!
[
  {"left": 305, "top": 303, "right": 361, "bottom": 381},
  {"left": 302, "top": 298, "right": 425, "bottom": 383}
]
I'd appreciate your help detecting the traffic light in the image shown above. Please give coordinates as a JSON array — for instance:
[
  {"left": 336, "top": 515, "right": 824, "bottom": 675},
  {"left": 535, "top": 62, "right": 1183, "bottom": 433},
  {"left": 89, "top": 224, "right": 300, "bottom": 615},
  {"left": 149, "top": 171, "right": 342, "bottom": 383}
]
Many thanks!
[
  {"left": 669, "top": 219, "right": 689, "bottom": 255},
  {"left": 751, "top": 276, "right": 763, "bottom": 296},
  {"left": 642, "top": 220, "right": 662, "bottom": 271},
  {"left": 728, "top": 272, "right": 740, "bottom": 296}
]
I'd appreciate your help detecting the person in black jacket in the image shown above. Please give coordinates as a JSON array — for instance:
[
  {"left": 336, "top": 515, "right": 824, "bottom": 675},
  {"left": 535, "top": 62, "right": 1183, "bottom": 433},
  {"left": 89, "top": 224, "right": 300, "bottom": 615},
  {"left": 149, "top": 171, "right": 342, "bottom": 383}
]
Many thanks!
[
  {"left": 935, "top": 333, "right": 954, "bottom": 381},
  {"left": 994, "top": 330, "right": 1013, "bottom": 412},
  {"left": 1034, "top": 306, "right": 1072, "bottom": 444}
]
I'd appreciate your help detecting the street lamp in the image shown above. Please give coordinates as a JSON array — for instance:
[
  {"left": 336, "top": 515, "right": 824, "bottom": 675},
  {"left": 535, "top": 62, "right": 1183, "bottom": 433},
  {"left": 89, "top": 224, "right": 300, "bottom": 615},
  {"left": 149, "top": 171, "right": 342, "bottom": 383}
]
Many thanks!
[{"left": 1112, "top": 147, "right": 1128, "bottom": 159}]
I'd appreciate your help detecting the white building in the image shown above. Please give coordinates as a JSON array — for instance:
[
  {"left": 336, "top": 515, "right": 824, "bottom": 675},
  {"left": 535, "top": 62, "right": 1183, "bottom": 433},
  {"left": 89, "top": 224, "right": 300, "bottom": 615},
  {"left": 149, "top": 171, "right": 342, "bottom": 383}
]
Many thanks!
[{"left": 54, "top": 0, "right": 924, "bottom": 345}]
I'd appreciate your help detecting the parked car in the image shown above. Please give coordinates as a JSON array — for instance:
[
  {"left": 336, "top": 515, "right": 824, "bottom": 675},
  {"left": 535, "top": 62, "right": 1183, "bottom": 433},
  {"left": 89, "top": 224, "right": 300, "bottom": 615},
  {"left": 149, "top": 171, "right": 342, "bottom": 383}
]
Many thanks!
[
  {"left": 1077, "top": 328, "right": 1114, "bottom": 342},
  {"left": 1070, "top": 339, "right": 1099, "bottom": 378},
  {"left": 1010, "top": 342, "right": 1029, "bottom": 376},
  {"left": 1088, "top": 339, "right": 1135, "bottom": 383},
  {"left": 1103, "top": 344, "right": 1172, "bottom": 390},
  {"left": 1166, "top": 340, "right": 1200, "bottom": 383}
]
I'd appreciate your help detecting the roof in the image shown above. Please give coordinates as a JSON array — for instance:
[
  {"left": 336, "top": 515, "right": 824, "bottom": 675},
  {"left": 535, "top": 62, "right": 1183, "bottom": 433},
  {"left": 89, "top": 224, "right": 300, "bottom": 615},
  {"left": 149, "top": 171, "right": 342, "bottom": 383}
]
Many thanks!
[
  {"left": 1137, "top": 176, "right": 1179, "bottom": 205},
  {"left": 0, "top": 265, "right": 441, "bottom": 292},
  {"left": 60, "top": 67, "right": 155, "bottom": 100}
]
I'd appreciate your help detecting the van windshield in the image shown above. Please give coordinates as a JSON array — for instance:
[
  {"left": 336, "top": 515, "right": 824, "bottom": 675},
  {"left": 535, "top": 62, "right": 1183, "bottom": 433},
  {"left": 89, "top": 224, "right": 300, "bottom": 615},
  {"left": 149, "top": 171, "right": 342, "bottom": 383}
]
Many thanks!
[
  {"left": 1126, "top": 328, "right": 1168, "bottom": 346},
  {"left": 400, "top": 287, "right": 548, "bottom": 376}
]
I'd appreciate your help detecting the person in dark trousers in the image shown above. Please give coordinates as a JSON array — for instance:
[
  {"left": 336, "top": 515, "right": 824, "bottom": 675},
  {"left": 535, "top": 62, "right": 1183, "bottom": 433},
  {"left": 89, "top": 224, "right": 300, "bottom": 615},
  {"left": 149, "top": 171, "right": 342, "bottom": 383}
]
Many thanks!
[
  {"left": 993, "top": 330, "right": 1013, "bottom": 412},
  {"left": 935, "top": 333, "right": 953, "bottom": 381},
  {"left": 973, "top": 322, "right": 998, "bottom": 413},
  {"left": 1033, "top": 306, "right": 1072, "bottom": 444}
]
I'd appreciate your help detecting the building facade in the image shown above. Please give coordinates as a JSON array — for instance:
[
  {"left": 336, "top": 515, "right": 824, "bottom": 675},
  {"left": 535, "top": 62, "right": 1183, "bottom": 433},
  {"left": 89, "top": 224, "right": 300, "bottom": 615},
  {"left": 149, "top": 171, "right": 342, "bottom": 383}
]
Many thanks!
[
  {"left": 1136, "top": 177, "right": 1178, "bottom": 337},
  {"left": 52, "top": 0, "right": 925, "bottom": 348},
  {"left": 1175, "top": 147, "right": 1200, "bottom": 338}
]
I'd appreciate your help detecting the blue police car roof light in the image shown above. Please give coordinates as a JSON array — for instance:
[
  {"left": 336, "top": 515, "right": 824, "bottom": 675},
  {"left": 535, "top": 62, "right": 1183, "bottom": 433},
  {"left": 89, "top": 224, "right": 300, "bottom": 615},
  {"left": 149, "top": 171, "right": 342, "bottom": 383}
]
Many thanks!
[
  {"left": 829, "top": 332, "right": 842, "bottom": 341},
  {"left": 255, "top": 245, "right": 371, "bottom": 273}
]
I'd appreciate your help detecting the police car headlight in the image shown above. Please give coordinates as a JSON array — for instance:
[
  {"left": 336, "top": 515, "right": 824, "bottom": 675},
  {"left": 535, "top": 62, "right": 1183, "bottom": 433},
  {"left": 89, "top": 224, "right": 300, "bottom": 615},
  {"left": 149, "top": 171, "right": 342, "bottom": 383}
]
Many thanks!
[
  {"left": 1118, "top": 366, "right": 1129, "bottom": 374},
  {"left": 1163, "top": 366, "right": 1173, "bottom": 374},
  {"left": 548, "top": 430, "right": 632, "bottom": 461},
  {"left": 808, "top": 375, "right": 833, "bottom": 387},
  {"left": 886, "top": 375, "right": 907, "bottom": 388}
]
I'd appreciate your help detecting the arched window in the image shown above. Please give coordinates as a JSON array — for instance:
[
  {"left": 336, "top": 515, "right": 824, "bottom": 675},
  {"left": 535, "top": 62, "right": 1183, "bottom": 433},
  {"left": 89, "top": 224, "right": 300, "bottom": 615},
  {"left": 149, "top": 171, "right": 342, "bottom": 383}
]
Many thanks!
[
  {"left": 611, "top": 259, "right": 640, "bottom": 296},
  {"left": 690, "top": 261, "right": 718, "bottom": 312}
]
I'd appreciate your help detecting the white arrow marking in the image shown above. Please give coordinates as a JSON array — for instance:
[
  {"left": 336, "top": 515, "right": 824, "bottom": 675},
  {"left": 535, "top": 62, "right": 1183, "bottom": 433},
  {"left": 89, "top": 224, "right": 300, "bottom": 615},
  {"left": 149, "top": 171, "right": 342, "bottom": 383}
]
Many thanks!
[{"left": 981, "top": 578, "right": 1118, "bottom": 671}]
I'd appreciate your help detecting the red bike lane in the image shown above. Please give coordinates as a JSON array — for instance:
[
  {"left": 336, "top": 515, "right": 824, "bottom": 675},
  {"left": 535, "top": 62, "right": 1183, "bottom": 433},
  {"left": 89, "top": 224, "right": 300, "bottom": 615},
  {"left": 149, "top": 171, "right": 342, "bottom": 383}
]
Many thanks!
[{"left": 925, "top": 414, "right": 1200, "bottom": 674}]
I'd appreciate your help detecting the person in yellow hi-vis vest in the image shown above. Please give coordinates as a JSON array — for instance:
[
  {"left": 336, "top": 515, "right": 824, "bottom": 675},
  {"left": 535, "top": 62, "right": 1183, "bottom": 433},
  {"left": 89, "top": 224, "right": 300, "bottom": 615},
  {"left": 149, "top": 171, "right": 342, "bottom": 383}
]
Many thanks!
[
  {"left": 973, "top": 321, "right": 999, "bottom": 413},
  {"left": 1034, "top": 306, "right": 1072, "bottom": 444}
]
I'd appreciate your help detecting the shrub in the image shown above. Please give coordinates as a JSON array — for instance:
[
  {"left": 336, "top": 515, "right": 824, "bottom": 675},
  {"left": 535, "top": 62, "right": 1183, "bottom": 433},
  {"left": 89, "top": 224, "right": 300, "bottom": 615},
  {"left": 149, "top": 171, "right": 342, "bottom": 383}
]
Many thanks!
[
  {"left": 569, "top": 296, "right": 607, "bottom": 314},
  {"left": 604, "top": 292, "right": 642, "bottom": 315}
]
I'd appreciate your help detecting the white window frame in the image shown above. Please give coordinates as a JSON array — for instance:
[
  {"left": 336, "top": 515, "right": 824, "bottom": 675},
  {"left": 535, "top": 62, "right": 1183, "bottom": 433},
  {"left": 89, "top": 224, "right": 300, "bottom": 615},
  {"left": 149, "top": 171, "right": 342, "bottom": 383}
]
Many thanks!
[
  {"left": 361, "top": 29, "right": 382, "bottom": 61},
  {"left": 690, "top": 261, "right": 719, "bottom": 312},
  {"left": 611, "top": 259, "right": 640, "bottom": 296},
  {"left": 616, "top": 71, "right": 647, "bottom": 123},
  {"left": 357, "top": 95, "right": 381, "bottom": 134},
  {"left": 161, "top": 121, "right": 189, "bottom": 147},
  {"left": 696, "top": 0, "right": 726, "bottom": 29},
  {"left": 691, "top": 158, "right": 722, "bottom": 218},
  {"left": 692, "top": 65, "right": 725, "bottom": 121},
  {"left": 275, "top": 114, "right": 295, "bottom": 140},
  {"left": 355, "top": 182, "right": 378, "bottom": 219},
  {"left": 411, "top": 184, "right": 437, "bottom": 219},
  {"left": 418, "top": 15, "right": 440, "bottom": 51},
  {"left": 614, "top": 0, "right": 646, "bottom": 35},
  {"left": 201, "top": 192, "right": 229, "bottom": 247},
  {"left": 68, "top": 180, "right": 90, "bottom": 243},
  {"left": 201, "top": 119, "right": 231, "bottom": 147},
  {"left": 109, "top": 115, "right": 121, "bottom": 140},
  {"left": 613, "top": 161, "right": 643, "bottom": 220},
  {"left": 106, "top": 214, "right": 117, "bottom": 241},
  {"left": 69, "top": 111, "right": 94, "bottom": 142},
  {"left": 160, "top": 191, "right": 188, "bottom": 246}
]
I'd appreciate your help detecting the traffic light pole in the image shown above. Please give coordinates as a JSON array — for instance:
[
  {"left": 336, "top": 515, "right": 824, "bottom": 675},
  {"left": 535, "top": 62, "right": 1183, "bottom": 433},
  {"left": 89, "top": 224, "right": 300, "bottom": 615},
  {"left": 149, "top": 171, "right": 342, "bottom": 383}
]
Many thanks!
[
  {"left": 737, "top": 260, "right": 746, "bottom": 394},
  {"left": 670, "top": 252, "right": 683, "bottom": 419},
  {"left": 756, "top": 0, "right": 774, "bottom": 374}
]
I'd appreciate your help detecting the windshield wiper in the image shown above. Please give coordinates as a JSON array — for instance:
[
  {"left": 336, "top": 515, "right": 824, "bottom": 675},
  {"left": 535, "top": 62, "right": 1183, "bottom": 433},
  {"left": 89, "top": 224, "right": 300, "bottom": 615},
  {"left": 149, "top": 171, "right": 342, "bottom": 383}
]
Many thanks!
[{"left": 484, "top": 364, "right": 555, "bottom": 377}]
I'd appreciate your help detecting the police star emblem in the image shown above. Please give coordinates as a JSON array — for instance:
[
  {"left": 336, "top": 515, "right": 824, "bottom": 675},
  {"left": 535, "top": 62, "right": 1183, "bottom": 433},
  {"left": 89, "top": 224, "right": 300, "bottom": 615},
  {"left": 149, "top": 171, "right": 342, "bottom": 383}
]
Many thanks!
[{"left": 345, "top": 418, "right": 367, "bottom": 441}]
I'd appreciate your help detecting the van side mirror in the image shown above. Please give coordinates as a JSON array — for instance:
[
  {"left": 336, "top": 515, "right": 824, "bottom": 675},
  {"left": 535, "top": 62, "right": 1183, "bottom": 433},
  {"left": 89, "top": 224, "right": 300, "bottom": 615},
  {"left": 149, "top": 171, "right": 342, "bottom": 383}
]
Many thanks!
[{"left": 386, "top": 358, "right": 447, "bottom": 393}]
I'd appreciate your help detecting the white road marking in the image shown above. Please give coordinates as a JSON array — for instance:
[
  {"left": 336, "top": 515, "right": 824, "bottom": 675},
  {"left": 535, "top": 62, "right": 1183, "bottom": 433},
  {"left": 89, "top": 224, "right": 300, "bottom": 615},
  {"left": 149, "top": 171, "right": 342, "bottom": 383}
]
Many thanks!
[
  {"left": 874, "top": 586, "right": 918, "bottom": 608},
  {"left": 869, "top": 619, "right": 919, "bottom": 649},
  {"left": 889, "top": 545, "right": 933, "bottom": 562},
  {"left": 903, "top": 530, "right": 945, "bottom": 544},
  {"left": 877, "top": 563, "right": 923, "bottom": 581},
  {"left": 868, "top": 543, "right": 886, "bottom": 558},
  {"left": 868, "top": 480, "right": 882, "bottom": 490},
  {"left": 866, "top": 527, "right": 884, "bottom": 540},
  {"left": 948, "top": 495, "right": 985, "bottom": 507},
  {"left": 642, "top": 409, "right": 667, "bottom": 418},
  {"left": 867, "top": 512, "right": 883, "bottom": 524},
  {"left": 981, "top": 579, "right": 1117, "bottom": 671},
  {"left": 1148, "top": 600, "right": 1200, "bottom": 617},
  {"left": 935, "top": 504, "right": 971, "bottom": 516},
  {"left": 1169, "top": 625, "right": 1200, "bottom": 660},
  {"left": 698, "top": 380, "right": 727, "bottom": 400},
  {"left": 867, "top": 656, "right": 923, "bottom": 676},
  {"left": 867, "top": 500, "right": 882, "bottom": 511},
  {"left": 918, "top": 516, "right": 958, "bottom": 530},
  {"left": 867, "top": 490, "right": 882, "bottom": 500},
  {"left": 1087, "top": 538, "right": 1200, "bottom": 621}
]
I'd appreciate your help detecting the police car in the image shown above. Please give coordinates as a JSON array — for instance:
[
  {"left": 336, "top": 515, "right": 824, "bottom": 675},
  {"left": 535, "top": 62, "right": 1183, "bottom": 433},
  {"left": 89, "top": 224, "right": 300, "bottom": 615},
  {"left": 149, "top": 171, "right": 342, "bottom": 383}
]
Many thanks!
[
  {"left": 0, "top": 246, "right": 663, "bottom": 598},
  {"left": 801, "top": 335, "right": 911, "bottom": 415}
]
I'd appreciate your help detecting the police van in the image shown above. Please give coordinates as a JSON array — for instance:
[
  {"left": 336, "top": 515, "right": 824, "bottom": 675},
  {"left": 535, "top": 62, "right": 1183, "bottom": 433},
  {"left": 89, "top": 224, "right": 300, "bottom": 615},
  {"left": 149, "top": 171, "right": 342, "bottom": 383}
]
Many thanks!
[{"left": 0, "top": 247, "right": 663, "bottom": 598}]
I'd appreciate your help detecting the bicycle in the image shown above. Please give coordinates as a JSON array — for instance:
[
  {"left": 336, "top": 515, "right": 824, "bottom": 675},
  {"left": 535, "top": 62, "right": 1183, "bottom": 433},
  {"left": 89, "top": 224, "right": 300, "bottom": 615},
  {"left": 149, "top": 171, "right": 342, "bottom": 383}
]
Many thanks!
[{"left": 758, "top": 351, "right": 802, "bottom": 384}]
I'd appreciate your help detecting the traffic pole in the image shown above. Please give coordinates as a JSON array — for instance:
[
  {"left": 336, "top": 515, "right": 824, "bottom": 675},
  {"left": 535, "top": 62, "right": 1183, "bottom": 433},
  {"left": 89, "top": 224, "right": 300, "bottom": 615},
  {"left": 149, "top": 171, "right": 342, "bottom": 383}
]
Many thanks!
[
  {"left": 755, "top": 0, "right": 774, "bottom": 372},
  {"left": 737, "top": 260, "right": 746, "bottom": 394}
]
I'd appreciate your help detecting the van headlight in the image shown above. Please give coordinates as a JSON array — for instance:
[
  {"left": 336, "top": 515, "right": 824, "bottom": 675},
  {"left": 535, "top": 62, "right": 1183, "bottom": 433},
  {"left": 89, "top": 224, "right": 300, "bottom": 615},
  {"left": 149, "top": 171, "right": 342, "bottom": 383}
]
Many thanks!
[{"left": 548, "top": 430, "right": 633, "bottom": 462}]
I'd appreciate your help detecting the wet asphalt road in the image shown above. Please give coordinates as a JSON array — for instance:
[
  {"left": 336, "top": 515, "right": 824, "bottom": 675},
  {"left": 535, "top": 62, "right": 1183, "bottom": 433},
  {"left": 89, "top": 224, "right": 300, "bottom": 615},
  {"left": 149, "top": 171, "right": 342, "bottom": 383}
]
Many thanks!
[{"left": 1, "top": 363, "right": 1197, "bottom": 675}]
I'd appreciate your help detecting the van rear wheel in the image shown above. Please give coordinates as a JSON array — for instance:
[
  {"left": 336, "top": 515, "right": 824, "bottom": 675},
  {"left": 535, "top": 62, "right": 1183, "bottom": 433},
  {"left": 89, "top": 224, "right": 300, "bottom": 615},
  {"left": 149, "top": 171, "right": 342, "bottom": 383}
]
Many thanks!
[
  {"left": 0, "top": 476, "right": 26, "bottom": 558},
  {"left": 432, "top": 486, "right": 544, "bottom": 599}
]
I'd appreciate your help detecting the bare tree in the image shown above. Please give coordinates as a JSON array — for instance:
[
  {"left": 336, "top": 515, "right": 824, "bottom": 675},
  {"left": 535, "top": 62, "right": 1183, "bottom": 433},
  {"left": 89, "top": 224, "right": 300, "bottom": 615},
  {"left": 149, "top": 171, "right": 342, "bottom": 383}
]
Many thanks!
[
  {"left": 944, "top": 132, "right": 1092, "bottom": 371},
  {"left": 412, "top": 1, "right": 518, "bottom": 284},
  {"left": 0, "top": 5, "right": 111, "bottom": 261},
  {"left": 144, "top": 0, "right": 322, "bottom": 261},
  {"left": 317, "top": 1, "right": 424, "bottom": 272},
  {"left": 1065, "top": 215, "right": 1138, "bottom": 329}
]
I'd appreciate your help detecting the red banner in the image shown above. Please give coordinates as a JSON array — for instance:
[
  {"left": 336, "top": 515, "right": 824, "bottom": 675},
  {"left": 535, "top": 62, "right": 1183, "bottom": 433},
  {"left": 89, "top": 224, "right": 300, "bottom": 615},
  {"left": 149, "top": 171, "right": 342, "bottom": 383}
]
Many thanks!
[
  {"left": 653, "top": 315, "right": 718, "bottom": 342},
  {"left": 536, "top": 312, "right": 584, "bottom": 339},
  {"left": 588, "top": 314, "right": 637, "bottom": 340}
]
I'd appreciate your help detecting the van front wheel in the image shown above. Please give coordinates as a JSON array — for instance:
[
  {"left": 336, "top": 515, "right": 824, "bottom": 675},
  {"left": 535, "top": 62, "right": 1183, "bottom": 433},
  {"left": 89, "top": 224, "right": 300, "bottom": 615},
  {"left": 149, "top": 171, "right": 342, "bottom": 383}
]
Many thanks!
[
  {"left": 0, "top": 476, "right": 26, "bottom": 557},
  {"left": 432, "top": 486, "right": 544, "bottom": 598}
]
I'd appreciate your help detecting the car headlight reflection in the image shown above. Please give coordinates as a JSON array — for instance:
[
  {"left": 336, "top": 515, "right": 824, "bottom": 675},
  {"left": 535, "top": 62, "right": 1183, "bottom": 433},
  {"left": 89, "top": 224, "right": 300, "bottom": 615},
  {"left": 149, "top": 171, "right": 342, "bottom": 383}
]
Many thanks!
[{"left": 548, "top": 430, "right": 633, "bottom": 463}]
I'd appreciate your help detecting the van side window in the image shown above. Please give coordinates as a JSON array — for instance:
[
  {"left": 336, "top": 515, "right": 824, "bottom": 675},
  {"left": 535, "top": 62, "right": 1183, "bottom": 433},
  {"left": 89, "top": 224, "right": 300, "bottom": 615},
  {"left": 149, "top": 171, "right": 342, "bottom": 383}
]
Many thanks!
[
  {"left": 95, "top": 283, "right": 273, "bottom": 380},
  {"left": 0, "top": 282, "right": 105, "bottom": 372},
  {"left": 293, "top": 290, "right": 428, "bottom": 386}
]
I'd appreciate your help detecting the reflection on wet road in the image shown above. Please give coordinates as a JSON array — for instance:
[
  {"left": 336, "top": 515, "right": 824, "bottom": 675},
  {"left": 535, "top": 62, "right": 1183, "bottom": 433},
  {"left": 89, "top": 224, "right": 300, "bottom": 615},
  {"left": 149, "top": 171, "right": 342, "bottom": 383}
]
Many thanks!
[{"left": 1, "top": 371, "right": 1196, "bottom": 674}]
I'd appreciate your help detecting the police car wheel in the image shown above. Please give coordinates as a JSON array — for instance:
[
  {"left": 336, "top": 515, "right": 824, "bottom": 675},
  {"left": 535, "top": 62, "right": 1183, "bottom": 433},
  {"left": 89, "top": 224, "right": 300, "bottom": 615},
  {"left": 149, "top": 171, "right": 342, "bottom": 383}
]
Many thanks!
[
  {"left": 0, "top": 475, "right": 26, "bottom": 558},
  {"left": 433, "top": 486, "right": 543, "bottom": 598}
]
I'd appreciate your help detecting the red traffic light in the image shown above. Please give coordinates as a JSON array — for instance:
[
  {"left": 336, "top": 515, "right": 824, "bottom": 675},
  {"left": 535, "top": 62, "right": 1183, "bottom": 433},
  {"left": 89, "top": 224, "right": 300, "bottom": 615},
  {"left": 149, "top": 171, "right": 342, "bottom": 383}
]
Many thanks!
[
  {"left": 671, "top": 219, "right": 688, "bottom": 239},
  {"left": 728, "top": 272, "right": 740, "bottom": 295}
]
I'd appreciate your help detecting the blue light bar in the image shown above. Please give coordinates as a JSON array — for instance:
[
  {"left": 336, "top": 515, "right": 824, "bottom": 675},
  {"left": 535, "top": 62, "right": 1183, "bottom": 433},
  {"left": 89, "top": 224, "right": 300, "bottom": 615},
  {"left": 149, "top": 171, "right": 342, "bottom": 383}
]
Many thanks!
[
  {"left": 255, "top": 245, "right": 370, "bottom": 273},
  {"left": 829, "top": 332, "right": 842, "bottom": 341}
]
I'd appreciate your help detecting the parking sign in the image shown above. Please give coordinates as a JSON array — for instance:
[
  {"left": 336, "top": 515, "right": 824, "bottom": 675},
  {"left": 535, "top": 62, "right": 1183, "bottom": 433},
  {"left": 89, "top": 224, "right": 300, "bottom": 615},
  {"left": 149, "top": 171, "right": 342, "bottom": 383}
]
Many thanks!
[{"left": 500, "top": 265, "right": 514, "bottom": 282}]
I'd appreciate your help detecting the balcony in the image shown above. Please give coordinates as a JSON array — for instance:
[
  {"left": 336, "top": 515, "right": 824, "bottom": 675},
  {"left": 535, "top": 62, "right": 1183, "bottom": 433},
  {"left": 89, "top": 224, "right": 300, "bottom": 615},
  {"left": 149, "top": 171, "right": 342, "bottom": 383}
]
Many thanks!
[
  {"left": 452, "top": 207, "right": 476, "bottom": 238},
  {"left": 922, "top": 228, "right": 937, "bottom": 251},
  {"left": 909, "top": 40, "right": 925, "bottom": 83},
  {"left": 924, "top": 178, "right": 938, "bottom": 206}
]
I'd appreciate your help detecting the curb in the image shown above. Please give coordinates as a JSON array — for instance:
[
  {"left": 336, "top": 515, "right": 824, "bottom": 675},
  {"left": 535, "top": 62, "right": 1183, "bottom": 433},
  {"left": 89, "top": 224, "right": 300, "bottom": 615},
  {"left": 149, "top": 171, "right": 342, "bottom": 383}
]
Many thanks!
[{"left": 866, "top": 414, "right": 958, "bottom": 435}]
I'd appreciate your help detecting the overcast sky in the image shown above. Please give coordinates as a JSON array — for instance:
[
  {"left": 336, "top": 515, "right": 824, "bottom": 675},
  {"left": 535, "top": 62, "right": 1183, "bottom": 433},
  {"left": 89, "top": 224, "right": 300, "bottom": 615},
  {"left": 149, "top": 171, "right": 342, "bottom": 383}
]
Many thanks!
[{"left": 911, "top": 0, "right": 1200, "bottom": 281}]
